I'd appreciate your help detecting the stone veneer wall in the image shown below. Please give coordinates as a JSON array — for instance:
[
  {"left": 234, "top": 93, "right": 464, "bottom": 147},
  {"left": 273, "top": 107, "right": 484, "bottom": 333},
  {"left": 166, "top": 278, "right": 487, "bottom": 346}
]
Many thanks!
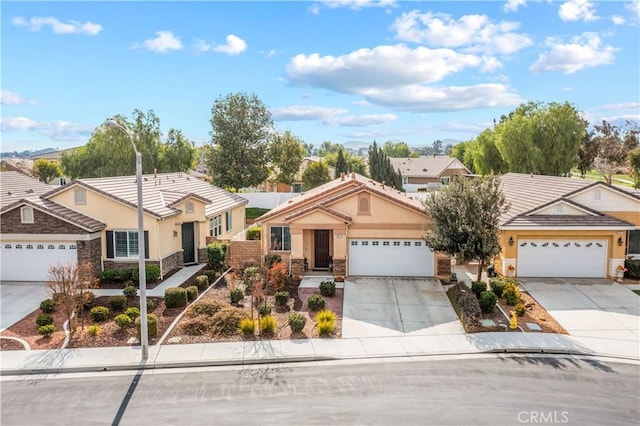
[
  {"left": 1, "top": 208, "right": 87, "bottom": 234},
  {"left": 103, "top": 251, "right": 184, "bottom": 278},
  {"left": 436, "top": 257, "right": 451, "bottom": 276},
  {"left": 227, "top": 240, "right": 262, "bottom": 271},
  {"left": 77, "top": 237, "right": 102, "bottom": 277},
  {"left": 332, "top": 258, "right": 346, "bottom": 278},
  {"left": 198, "top": 248, "right": 207, "bottom": 264},
  {"left": 290, "top": 258, "right": 305, "bottom": 278}
]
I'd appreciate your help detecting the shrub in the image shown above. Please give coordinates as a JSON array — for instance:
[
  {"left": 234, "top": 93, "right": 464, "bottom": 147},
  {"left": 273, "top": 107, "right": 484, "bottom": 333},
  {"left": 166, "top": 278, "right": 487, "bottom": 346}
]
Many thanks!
[
  {"left": 257, "top": 303, "right": 272, "bottom": 316},
  {"left": 471, "top": 281, "right": 487, "bottom": 299},
  {"left": 243, "top": 266, "right": 262, "bottom": 283},
  {"left": 115, "top": 313, "right": 132, "bottom": 329},
  {"left": 87, "top": 325, "right": 100, "bottom": 336},
  {"left": 38, "top": 324, "right": 56, "bottom": 337},
  {"left": 147, "top": 299, "right": 155, "bottom": 312},
  {"left": 203, "top": 270, "right": 217, "bottom": 286},
  {"left": 120, "top": 265, "right": 161, "bottom": 285},
  {"left": 135, "top": 313, "right": 158, "bottom": 338},
  {"left": 100, "top": 269, "right": 116, "bottom": 283},
  {"left": 125, "top": 307, "right": 140, "bottom": 320},
  {"left": 239, "top": 318, "right": 255, "bottom": 336},
  {"left": 275, "top": 291, "right": 290, "bottom": 307},
  {"left": 145, "top": 264, "right": 161, "bottom": 283},
  {"left": 515, "top": 303, "right": 526, "bottom": 316},
  {"left": 194, "top": 275, "right": 209, "bottom": 292},
  {"left": 187, "top": 301, "right": 224, "bottom": 317},
  {"left": 625, "top": 259, "right": 640, "bottom": 280},
  {"left": 230, "top": 288, "right": 245, "bottom": 306},
  {"left": 123, "top": 286, "right": 138, "bottom": 299},
  {"left": 259, "top": 315, "right": 277, "bottom": 335},
  {"left": 315, "top": 309, "right": 337, "bottom": 325},
  {"left": 178, "top": 315, "right": 209, "bottom": 336},
  {"left": 79, "top": 291, "right": 96, "bottom": 310},
  {"left": 246, "top": 226, "right": 261, "bottom": 241},
  {"left": 108, "top": 295, "right": 128, "bottom": 312},
  {"left": 185, "top": 286, "right": 199, "bottom": 302},
  {"left": 317, "top": 321, "right": 335, "bottom": 337},
  {"left": 458, "top": 291, "right": 482, "bottom": 325},
  {"left": 268, "top": 262, "right": 287, "bottom": 291},
  {"left": 288, "top": 313, "right": 306, "bottom": 332},
  {"left": 90, "top": 306, "right": 110, "bottom": 322},
  {"left": 319, "top": 280, "right": 336, "bottom": 297},
  {"left": 264, "top": 253, "right": 282, "bottom": 269},
  {"left": 165, "top": 287, "right": 187, "bottom": 308},
  {"left": 489, "top": 278, "right": 506, "bottom": 298},
  {"left": 40, "top": 299, "right": 55, "bottom": 314},
  {"left": 503, "top": 283, "right": 521, "bottom": 306},
  {"left": 210, "top": 307, "right": 250, "bottom": 336},
  {"left": 36, "top": 313, "right": 54, "bottom": 327},
  {"left": 119, "top": 268, "right": 135, "bottom": 283},
  {"left": 446, "top": 281, "right": 467, "bottom": 303},
  {"left": 479, "top": 291, "right": 497, "bottom": 314},
  {"left": 207, "top": 241, "right": 229, "bottom": 272},
  {"left": 307, "top": 294, "right": 325, "bottom": 311}
]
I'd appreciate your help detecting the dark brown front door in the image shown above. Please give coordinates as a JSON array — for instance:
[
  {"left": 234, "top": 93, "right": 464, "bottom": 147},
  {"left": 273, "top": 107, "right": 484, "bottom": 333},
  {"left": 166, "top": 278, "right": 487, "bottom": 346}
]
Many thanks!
[{"left": 314, "top": 230, "right": 330, "bottom": 268}]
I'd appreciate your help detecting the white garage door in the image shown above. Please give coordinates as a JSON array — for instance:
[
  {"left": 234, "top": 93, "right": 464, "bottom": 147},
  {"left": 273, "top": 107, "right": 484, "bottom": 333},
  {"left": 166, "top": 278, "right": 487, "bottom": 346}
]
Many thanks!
[
  {"left": 1, "top": 242, "right": 78, "bottom": 282},
  {"left": 517, "top": 240, "right": 607, "bottom": 278},
  {"left": 348, "top": 239, "right": 434, "bottom": 277}
]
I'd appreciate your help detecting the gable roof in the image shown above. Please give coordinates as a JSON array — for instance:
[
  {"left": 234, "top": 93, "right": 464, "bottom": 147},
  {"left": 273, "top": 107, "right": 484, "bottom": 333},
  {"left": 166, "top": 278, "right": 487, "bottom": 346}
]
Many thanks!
[
  {"left": 1, "top": 171, "right": 53, "bottom": 209},
  {"left": 1, "top": 197, "right": 105, "bottom": 232},
  {"left": 44, "top": 172, "right": 247, "bottom": 219},
  {"left": 389, "top": 156, "right": 469, "bottom": 178}
]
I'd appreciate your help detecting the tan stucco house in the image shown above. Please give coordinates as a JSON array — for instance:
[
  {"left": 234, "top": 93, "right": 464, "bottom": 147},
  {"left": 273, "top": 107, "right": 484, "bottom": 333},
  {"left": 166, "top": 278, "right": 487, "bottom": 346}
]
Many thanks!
[
  {"left": 256, "top": 172, "right": 448, "bottom": 278},
  {"left": 497, "top": 173, "right": 640, "bottom": 279},
  {"left": 254, "top": 157, "right": 336, "bottom": 193},
  {"left": 390, "top": 156, "right": 470, "bottom": 192},
  {"left": 0, "top": 171, "right": 247, "bottom": 281}
]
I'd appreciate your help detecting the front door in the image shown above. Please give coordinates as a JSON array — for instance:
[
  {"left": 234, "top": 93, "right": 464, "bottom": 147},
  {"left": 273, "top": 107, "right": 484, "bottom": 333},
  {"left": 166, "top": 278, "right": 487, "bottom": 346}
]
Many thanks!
[
  {"left": 314, "top": 230, "right": 330, "bottom": 269},
  {"left": 181, "top": 222, "right": 196, "bottom": 264}
]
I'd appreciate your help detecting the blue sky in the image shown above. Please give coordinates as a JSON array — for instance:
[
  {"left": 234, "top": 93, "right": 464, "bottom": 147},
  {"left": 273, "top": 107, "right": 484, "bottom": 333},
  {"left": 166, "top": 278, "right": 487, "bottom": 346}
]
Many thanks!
[{"left": 1, "top": 0, "right": 639, "bottom": 153}]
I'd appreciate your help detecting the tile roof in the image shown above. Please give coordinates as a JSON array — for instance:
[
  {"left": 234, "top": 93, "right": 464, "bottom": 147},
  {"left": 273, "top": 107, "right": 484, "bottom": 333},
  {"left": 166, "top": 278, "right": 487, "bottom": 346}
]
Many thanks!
[
  {"left": 1, "top": 171, "right": 54, "bottom": 209},
  {"left": 389, "top": 156, "right": 469, "bottom": 178},
  {"left": 45, "top": 172, "right": 247, "bottom": 218},
  {"left": 1, "top": 196, "right": 105, "bottom": 232},
  {"left": 505, "top": 215, "right": 633, "bottom": 228}
]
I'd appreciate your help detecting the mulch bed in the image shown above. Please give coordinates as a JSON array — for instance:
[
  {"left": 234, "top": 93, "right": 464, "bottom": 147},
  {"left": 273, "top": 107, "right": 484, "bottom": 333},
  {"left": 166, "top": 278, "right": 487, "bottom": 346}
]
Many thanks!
[
  {"left": 503, "top": 291, "right": 568, "bottom": 334},
  {"left": 0, "top": 339, "right": 28, "bottom": 351}
]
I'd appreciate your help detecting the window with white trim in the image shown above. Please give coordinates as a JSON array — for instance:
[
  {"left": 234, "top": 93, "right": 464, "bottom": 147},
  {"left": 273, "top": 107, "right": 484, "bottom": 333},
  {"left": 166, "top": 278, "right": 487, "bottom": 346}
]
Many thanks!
[
  {"left": 113, "top": 231, "right": 139, "bottom": 258},
  {"left": 270, "top": 226, "right": 291, "bottom": 251},
  {"left": 20, "top": 206, "right": 34, "bottom": 224},
  {"left": 225, "top": 211, "right": 232, "bottom": 232},
  {"left": 74, "top": 188, "right": 86, "bottom": 205},
  {"left": 628, "top": 230, "right": 640, "bottom": 256},
  {"left": 402, "top": 176, "right": 408, "bottom": 185},
  {"left": 209, "top": 215, "right": 222, "bottom": 237},
  {"left": 441, "top": 176, "right": 450, "bottom": 185}
]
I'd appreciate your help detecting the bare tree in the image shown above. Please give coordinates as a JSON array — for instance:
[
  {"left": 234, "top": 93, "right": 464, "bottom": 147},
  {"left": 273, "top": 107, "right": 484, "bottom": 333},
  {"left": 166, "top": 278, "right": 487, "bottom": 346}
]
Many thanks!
[{"left": 47, "top": 262, "right": 98, "bottom": 333}]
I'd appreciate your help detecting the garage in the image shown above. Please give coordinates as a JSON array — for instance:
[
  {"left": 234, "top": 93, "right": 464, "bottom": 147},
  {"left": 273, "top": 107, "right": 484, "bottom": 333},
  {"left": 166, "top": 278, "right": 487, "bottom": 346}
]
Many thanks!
[
  {"left": 517, "top": 239, "right": 607, "bottom": 278},
  {"left": 1, "top": 242, "right": 78, "bottom": 282},
  {"left": 348, "top": 239, "right": 434, "bottom": 277}
]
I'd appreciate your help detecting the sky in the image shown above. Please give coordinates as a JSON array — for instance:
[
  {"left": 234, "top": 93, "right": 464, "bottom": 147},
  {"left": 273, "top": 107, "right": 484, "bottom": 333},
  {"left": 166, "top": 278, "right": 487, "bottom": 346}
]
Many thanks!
[{"left": 1, "top": 0, "right": 639, "bottom": 153}]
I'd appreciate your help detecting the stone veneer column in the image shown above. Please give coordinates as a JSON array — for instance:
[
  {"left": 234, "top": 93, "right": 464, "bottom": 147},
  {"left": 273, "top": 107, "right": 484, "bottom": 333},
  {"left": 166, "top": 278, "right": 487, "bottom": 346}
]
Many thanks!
[
  {"left": 290, "top": 258, "right": 305, "bottom": 278},
  {"left": 333, "top": 258, "right": 346, "bottom": 278}
]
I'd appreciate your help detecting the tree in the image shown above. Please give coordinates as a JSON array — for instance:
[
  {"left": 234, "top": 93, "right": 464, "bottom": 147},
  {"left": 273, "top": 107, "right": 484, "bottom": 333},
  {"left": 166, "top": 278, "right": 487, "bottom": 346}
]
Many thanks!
[
  {"left": 302, "top": 160, "right": 331, "bottom": 190},
  {"left": 576, "top": 130, "right": 598, "bottom": 178},
  {"left": 432, "top": 139, "right": 443, "bottom": 155},
  {"left": 368, "top": 141, "right": 403, "bottom": 190},
  {"left": 347, "top": 156, "right": 368, "bottom": 175},
  {"left": 47, "top": 261, "right": 98, "bottom": 333},
  {"left": 334, "top": 148, "right": 349, "bottom": 178},
  {"left": 592, "top": 120, "right": 639, "bottom": 184},
  {"left": 32, "top": 159, "right": 62, "bottom": 183},
  {"left": 207, "top": 92, "right": 273, "bottom": 191},
  {"left": 268, "top": 130, "right": 304, "bottom": 185},
  {"left": 160, "top": 129, "right": 197, "bottom": 172},
  {"left": 628, "top": 148, "right": 640, "bottom": 188},
  {"left": 317, "top": 141, "right": 342, "bottom": 157},
  {"left": 424, "top": 176, "right": 509, "bottom": 281},
  {"left": 301, "top": 142, "right": 315, "bottom": 157},
  {"left": 382, "top": 141, "right": 416, "bottom": 158},
  {"left": 472, "top": 130, "right": 507, "bottom": 175}
]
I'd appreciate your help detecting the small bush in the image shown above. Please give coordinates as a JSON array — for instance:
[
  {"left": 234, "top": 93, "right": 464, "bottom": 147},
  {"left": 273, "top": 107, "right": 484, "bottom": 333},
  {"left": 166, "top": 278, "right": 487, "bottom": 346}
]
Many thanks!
[
  {"left": 38, "top": 324, "right": 56, "bottom": 337},
  {"left": 246, "top": 226, "right": 261, "bottom": 241},
  {"left": 119, "top": 268, "right": 135, "bottom": 283},
  {"left": 458, "top": 291, "right": 482, "bottom": 325},
  {"left": 90, "top": 306, "right": 110, "bottom": 322},
  {"left": 625, "top": 259, "right": 640, "bottom": 280},
  {"left": 187, "top": 301, "right": 224, "bottom": 317},
  {"left": 123, "top": 286, "right": 138, "bottom": 299},
  {"left": 165, "top": 287, "right": 188, "bottom": 308},
  {"left": 145, "top": 264, "right": 161, "bottom": 283},
  {"left": 36, "top": 313, "right": 53, "bottom": 327},
  {"left": 207, "top": 241, "right": 229, "bottom": 272},
  {"left": 288, "top": 313, "right": 306, "bottom": 332},
  {"left": 471, "top": 281, "right": 487, "bottom": 299},
  {"left": 503, "top": 283, "right": 521, "bottom": 306},
  {"left": 275, "top": 291, "right": 290, "bottom": 307},
  {"left": 257, "top": 303, "right": 272, "bottom": 316},
  {"left": 239, "top": 318, "right": 255, "bottom": 336},
  {"left": 319, "top": 280, "right": 336, "bottom": 297},
  {"left": 100, "top": 269, "right": 116, "bottom": 283},
  {"left": 210, "top": 307, "right": 250, "bottom": 336},
  {"left": 87, "top": 325, "right": 100, "bottom": 336},
  {"left": 230, "top": 288, "right": 245, "bottom": 305},
  {"left": 264, "top": 253, "right": 282, "bottom": 269},
  {"left": 185, "top": 286, "right": 199, "bottom": 302},
  {"left": 178, "top": 316, "right": 209, "bottom": 336},
  {"left": 39, "top": 299, "right": 55, "bottom": 314},
  {"left": 115, "top": 313, "right": 132, "bottom": 329},
  {"left": 259, "top": 315, "right": 277, "bottom": 335},
  {"left": 125, "top": 307, "right": 140, "bottom": 320},
  {"left": 315, "top": 309, "right": 337, "bottom": 324},
  {"left": 515, "top": 303, "right": 526, "bottom": 317},
  {"left": 194, "top": 275, "right": 209, "bottom": 292},
  {"left": 489, "top": 278, "right": 506, "bottom": 298},
  {"left": 203, "top": 270, "right": 217, "bottom": 286},
  {"left": 268, "top": 261, "right": 287, "bottom": 291},
  {"left": 307, "top": 294, "right": 325, "bottom": 311},
  {"left": 108, "top": 295, "right": 128, "bottom": 312},
  {"left": 120, "top": 265, "right": 161, "bottom": 285},
  {"left": 479, "top": 291, "right": 497, "bottom": 314},
  {"left": 147, "top": 299, "right": 155, "bottom": 312},
  {"left": 135, "top": 314, "right": 158, "bottom": 338},
  {"left": 317, "top": 321, "right": 335, "bottom": 337}
]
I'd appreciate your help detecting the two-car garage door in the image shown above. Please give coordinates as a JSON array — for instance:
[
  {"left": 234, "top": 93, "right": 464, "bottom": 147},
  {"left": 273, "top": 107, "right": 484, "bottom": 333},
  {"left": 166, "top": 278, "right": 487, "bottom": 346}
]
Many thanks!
[
  {"left": 1, "top": 242, "right": 78, "bottom": 282},
  {"left": 517, "top": 239, "right": 607, "bottom": 278},
  {"left": 348, "top": 239, "right": 434, "bottom": 277}
]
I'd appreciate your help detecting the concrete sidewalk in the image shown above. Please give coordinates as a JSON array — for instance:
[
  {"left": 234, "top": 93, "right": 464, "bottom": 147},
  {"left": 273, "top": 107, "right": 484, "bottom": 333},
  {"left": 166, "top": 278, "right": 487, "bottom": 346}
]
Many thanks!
[{"left": 1, "top": 332, "right": 638, "bottom": 376}]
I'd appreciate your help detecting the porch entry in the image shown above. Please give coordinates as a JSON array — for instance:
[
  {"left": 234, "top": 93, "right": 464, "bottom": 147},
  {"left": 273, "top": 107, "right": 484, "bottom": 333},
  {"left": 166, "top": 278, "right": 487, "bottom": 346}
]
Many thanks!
[
  {"left": 314, "top": 230, "right": 331, "bottom": 269},
  {"left": 182, "top": 222, "right": 196, "bottom": 264}
]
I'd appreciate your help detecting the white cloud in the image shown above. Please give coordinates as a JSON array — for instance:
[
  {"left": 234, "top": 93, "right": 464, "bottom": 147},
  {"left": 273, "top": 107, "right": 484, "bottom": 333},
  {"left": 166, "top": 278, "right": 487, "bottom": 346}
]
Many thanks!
[
  {"left": 271, "top": 105, "right": 396, "bottom": 127},
  {"left": 611, "top": 15, "right": 626, "bottom": 25},
  {"left": 1, "top": 89, "right": 37, "bottom": 105},
  {"left": 353, "top": 100, "right": 372, "bottom": 106},
  {"left": 1, "top": 117, "right": 93, "bottom": 141},
  {"left": 320, "top": 0, "right": 397, "bottom": 10},
  {"left": 558, "top": 0, "right": 598, "bottom": 22},
  {"left": 325, "top": 114, "right": 397, "bottom": 126},
  {"left": 196, "top": 35, "right": 247, "bottom": 55},
  {"left": 11, "top": 16, "right": 102, "bottom": 35},
  {"left": 503, "top": 0, "right": 527, "bottom": 13},
  {"left": 391, "top": 11, "right": 533, "bottom": 55},
  {"left": 1, "top": 117, "right": 39, "bottom": 130},
  {"left": 627, "top": 0, "right": 640, "bottom": 19},
  {"left": 309, "top": 4, "right": 321, "bottom": 15},
  {"left": 135, "top": 31, "right": 183, "bottom": 53},
  {"left": 599, "top": 102, "right": 640, "bottom": 111},
  {"left": 530, "top": 32, "right": 617, "bottom": 74}
]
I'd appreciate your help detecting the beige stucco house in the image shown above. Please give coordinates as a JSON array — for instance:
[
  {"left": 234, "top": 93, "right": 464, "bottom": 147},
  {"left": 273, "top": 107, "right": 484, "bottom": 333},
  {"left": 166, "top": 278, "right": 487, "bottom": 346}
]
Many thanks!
[
  {"left": 254, "top": 157, "right": 336, "bottom": 193},
  {"left": 256, "top": 172, "right": 448, "bottom": 278},
  {"left": 0, "top": 171, "right": 247, "bottom": 281},
  {"left": 390, "top": 156, "right": 470, "bottom": 192},
  {"left": 497, "top": 173, "right": 640, "bottom": 279}
]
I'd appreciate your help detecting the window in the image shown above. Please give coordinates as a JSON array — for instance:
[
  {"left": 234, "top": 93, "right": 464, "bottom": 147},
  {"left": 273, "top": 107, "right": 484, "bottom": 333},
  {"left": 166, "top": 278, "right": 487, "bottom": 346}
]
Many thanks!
[
  {"left": 372, "top": 241, "right": 379, "bottom": 246},
  {"left": 209, "top": 215, "right": 222, "bottom": 237},
  {"left": 20, "top": 206, "right": 34, "bottom": 224},
  {"left": 393, "top": 241, "right": 400, "bottom": 246},
  {"left": 402, "top": 176, "right": 409, "bottom": 185},
  {"left": 26, "top": 244, "right": 33, "bottom": 249},
  {"left": 74, "top": 188, "right": 86, "bottom": 205},
  {"left": 362, "top": 241, "right": 369, "bottom": 246},
  {"left": 185, "top": 202, "right": 194, "bottom": 214},
  {"left": 15, "top": 244, "right": 23, "bottom": 249},
  {"left": 4, "top": 244, "right": 11, "bottom": 249},
  {"left": 383, "top": 241, "right": 390, "bottom": 246},
  {"left": 37, "top": 244, "right": 44, "bottom": 249},
  {"left": 48, "top": 245, "right": 55, "bottom": 249},
  {"left": 404, "top": 242, "right": 411, "bottom": 246},
  {"left": 293, "top": 183, "right": 303, "bottom": 193},
  {"left": 114, "top": 231, "right": 139, "bottom": 258},
  {"left": 70, "top": 245, "right": 76, "bottom": 249},
  {"left": 629, "top": 230, "right": 640, "bottom": 256},
  {"left": 270, "top": 226, "right": 291, "bottom": 251},
  {"left": 351, "top": 241, "right": 358, "bottom": 246},
  {"left": 441, "top": 176, "right": 451, "bottom": 186},
  {"left": 414, "top": 241, "right": 422, "bottom": 246},
  {"left": 225, "top": 211, "right": 232, "bottom": 232}
]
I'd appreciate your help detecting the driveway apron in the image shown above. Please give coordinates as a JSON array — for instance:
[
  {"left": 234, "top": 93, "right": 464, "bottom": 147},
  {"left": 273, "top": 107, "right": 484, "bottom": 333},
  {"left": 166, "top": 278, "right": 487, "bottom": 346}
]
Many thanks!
[{"left": 1, "top": 281, "right": 49, "bottom": 331}]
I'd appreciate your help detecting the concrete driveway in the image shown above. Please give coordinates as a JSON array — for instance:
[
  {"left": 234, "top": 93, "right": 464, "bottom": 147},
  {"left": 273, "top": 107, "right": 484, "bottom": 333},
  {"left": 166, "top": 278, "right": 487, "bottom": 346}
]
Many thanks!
[
  {"left": 0, "top": 281, "right": 49, "bottom": 331},
  {"left": 519, "top": 278, "right": 640, "bottom": 340},
  {"left": 342, "top": 277, "right": 464, "bottom": 338}
]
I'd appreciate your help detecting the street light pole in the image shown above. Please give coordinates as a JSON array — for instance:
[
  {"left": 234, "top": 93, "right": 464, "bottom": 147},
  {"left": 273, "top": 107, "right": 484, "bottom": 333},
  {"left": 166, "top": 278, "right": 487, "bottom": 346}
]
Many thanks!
[{"left": 104, "top": 119, "right": 149, "bottom": 360}]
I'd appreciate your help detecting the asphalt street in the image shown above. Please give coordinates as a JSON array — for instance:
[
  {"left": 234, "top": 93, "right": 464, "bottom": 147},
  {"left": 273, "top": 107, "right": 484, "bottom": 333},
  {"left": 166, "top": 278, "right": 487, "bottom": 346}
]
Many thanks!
[{"left": 1, "top": 355, "right": 638, "bottom": 426}]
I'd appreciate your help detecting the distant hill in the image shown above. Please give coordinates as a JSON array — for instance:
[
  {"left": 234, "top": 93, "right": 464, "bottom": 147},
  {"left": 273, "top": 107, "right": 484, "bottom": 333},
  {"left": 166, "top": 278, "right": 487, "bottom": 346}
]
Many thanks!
[{"left": 0, "top": 147, "right": 57, "bottom": 159}]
